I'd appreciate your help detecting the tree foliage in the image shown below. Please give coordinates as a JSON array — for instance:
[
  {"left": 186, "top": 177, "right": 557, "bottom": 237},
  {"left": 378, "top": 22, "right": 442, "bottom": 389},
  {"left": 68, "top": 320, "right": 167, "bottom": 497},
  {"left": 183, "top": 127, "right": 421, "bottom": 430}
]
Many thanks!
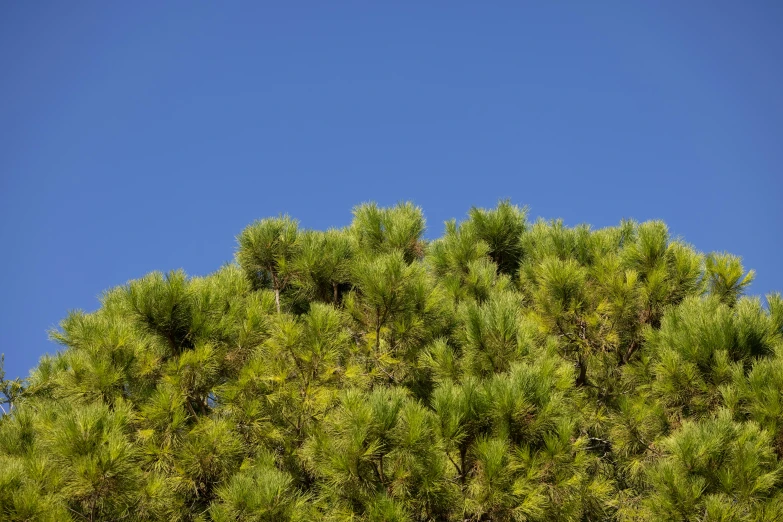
[{"left": 2, "top": 201, "right": 782, "bottom": 521}]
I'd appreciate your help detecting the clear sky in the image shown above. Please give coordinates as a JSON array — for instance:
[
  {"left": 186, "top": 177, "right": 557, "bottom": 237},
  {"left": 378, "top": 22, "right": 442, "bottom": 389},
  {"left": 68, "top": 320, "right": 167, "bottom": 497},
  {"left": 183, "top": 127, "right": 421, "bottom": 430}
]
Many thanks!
[{"left": 1, "top": 2, "right": 781, "bottom": 380}]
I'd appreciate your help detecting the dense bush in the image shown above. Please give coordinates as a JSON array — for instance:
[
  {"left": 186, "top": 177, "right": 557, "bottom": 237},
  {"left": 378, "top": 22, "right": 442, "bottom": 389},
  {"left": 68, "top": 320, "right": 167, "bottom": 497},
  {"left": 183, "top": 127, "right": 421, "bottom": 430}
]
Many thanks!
[{"left": 1, "top": 201, "right": 781, "bottom": 521}]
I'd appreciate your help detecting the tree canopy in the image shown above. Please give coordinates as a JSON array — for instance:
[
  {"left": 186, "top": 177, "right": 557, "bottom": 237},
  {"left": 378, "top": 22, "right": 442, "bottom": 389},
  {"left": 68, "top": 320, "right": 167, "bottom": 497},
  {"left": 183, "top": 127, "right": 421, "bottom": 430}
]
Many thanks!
[{"left": 2, "top": 201, "right": 782, "bottom": 521}]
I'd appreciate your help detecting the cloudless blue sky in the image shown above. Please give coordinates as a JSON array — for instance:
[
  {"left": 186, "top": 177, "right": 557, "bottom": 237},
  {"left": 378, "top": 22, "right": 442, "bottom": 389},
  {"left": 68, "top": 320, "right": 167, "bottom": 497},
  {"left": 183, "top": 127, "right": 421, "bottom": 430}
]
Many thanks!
[{"left": 1, "top": 2, "right": 781, "bottom": 380}]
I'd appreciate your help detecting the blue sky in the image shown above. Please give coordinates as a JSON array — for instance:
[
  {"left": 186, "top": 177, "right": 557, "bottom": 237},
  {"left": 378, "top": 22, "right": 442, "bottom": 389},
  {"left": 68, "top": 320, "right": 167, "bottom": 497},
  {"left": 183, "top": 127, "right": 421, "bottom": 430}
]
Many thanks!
[{"left": 1, "top": 2, "right": 781, "bottom": 380}]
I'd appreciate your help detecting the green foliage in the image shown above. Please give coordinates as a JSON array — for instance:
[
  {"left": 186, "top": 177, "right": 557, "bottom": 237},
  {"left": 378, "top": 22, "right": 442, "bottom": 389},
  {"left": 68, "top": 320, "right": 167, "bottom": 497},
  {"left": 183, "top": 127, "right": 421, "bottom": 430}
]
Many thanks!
[
  {"left": 287, "top": 229, "right": 354, "bottom": 306},
  {"left": 706, "top": 253, "right": 756, "bottom": 306},
  {"left": 3, "top": 201, "right": 781, "bottom": 521},
  {"left": 209, "top": 450, "right": 310, "bottom": 521},
  {"left": 351, "top": 201, "right": 426, "bottom": 263},
  {"left": 237, "top": 215, "right": 300, "bottom": 311},
  {"left": 643, "top": 411, "right": 782, "bottom": 521},
  {"left": 467, "top": 200, "right": 527, "bottom": 275}
]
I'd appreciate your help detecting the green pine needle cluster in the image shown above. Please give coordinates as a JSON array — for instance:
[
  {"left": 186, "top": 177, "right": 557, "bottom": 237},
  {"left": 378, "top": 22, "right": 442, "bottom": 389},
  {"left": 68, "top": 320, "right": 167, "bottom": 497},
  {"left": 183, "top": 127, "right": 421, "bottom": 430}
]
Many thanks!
[{"left": 2, "top": 201, "right": 782, "bottom": 521}]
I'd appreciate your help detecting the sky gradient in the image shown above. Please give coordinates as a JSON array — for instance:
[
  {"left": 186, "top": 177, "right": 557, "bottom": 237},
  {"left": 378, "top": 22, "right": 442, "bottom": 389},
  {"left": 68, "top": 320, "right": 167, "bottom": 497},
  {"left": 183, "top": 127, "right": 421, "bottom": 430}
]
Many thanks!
[{"left": 2, "top": 2, "right": 782, "bottom": 380}]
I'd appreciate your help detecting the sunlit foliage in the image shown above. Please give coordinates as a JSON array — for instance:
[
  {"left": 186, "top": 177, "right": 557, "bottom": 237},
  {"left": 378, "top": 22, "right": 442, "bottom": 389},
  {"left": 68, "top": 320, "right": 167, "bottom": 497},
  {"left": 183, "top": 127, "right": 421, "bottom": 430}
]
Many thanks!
[{"left": 2, "top": 201, "right": 780, "bottom": 521}]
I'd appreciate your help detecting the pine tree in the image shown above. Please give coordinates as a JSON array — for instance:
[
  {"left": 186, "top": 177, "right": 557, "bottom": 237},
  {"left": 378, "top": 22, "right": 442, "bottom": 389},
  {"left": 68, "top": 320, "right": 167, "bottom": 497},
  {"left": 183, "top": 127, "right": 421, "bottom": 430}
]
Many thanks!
[{"left": 2, "top": 201, "right": 781, "bottom": 521}]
